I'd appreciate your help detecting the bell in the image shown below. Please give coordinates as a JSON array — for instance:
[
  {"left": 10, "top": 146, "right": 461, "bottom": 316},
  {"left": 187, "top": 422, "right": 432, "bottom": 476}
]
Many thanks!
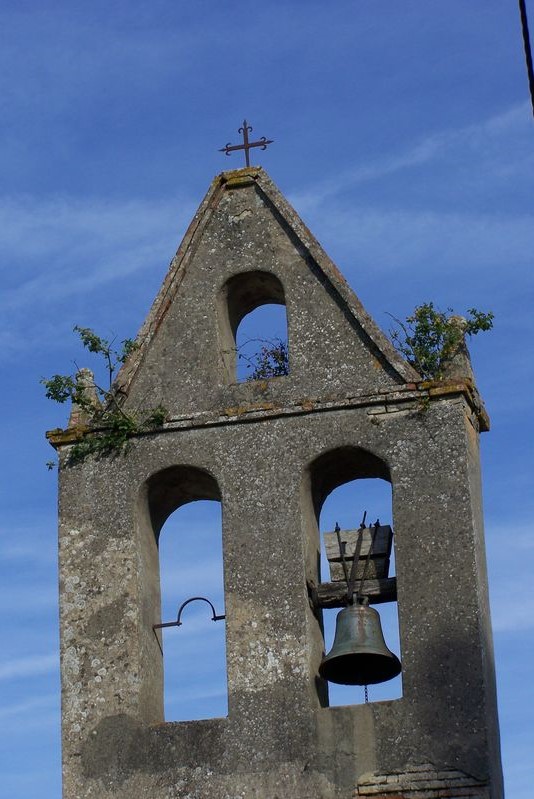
[{"left": 319, "top": 602, "right": 401, "bottom": 686}]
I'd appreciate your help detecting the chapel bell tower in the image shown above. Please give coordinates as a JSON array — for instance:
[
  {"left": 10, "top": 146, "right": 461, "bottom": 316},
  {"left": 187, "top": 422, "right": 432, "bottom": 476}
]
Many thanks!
[{"left": 48, "top": 166, "right": 503, "bottom": 798}]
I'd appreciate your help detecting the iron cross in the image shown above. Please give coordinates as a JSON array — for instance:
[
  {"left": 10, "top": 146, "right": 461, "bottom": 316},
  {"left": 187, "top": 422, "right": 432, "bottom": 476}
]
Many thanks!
[{"left": 219, "top": 120, "right": 274, "bottom": 167}]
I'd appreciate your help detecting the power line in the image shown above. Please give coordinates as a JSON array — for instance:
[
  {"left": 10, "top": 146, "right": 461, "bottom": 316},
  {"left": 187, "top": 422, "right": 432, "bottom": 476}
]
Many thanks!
[{"left": 519, "top": 0, "right": 534, "bottom": 117}]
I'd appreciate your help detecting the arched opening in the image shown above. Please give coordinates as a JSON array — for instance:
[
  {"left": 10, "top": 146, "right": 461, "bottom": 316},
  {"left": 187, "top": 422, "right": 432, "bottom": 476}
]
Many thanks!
[
  {"left": 236, "top": 304, "right": 288, "bottom": 382},
  {"left": 159, "top": 500, "right": 226, "bottom": 721},
  {"left": 217, "top": 271, "right": 289, "bottom": 383},
  {"left": 308, "top": 447, "right": 402, "bottom": 706},
  {"left": 144, "top": 466, "right": 227, "bottom": 721}
]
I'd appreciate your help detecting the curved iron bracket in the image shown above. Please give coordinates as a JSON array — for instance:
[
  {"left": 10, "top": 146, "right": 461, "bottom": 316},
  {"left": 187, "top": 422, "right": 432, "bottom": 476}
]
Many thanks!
[
  {"left": 152, "top": 596, "right": 225, "bottom": 657},
  {"left": 153, "top": 596, "right": 225, "bottom": 632}
]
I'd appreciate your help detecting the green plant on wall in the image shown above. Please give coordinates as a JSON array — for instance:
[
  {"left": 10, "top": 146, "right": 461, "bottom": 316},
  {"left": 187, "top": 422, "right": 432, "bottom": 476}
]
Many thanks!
[
  {"left": 239, "top": 336, "right": 289, "bottom": 380},
  {"left": 43, "top": 326, "right": 168, "bottom": 466},
  {"left": 388, "top": 303, "right": 493, "bottom": 380}
]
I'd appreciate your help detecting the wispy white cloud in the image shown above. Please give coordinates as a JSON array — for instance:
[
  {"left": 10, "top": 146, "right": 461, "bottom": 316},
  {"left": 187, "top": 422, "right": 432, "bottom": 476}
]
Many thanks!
[
  {"left": 488, "top": 528, "right": 534, "bottom": 550},
  {"left": 307, "top": 206, "right": 534, "bottom": 281},
  {"left": 0, "top": 541, "right": 56, "bottom": 564},
  {"left": 289, "top": 103, "right": 533, "bottom": 213},
  {"left": 0, "top": 193, "right": 196, "bottom": 365},
  {"left": 0, "top": 694, "right": 57, "bottom": 720},
  {"left": 278, "top": 110, "right": 534, "bottom": 338},
  {"left": 165, "top": 685, "right": 226, "bottom": 705},
  {"left": 0, "top": 8, "right": 216, "bottom": 118},
  {"left": 0, "top": 583, "right": 58, "bottom": 614},
  {"left": 0, "top": 523, "right": 57, "bottom": 563},
  {"left": 0, "top": 693, "right": 60, "bottom": 736},
  {"left": 0, "top": 653, "right": 58, "bottom": 681},
  {"left": 160, "top": 563, "right": 224, "bottom": 601},
  {"left": 487, "top": 525, "right": 534, "bottom": 633},
  {"left": 492, "top": 598, "right": 534, "bottom": 634},
  {"left": 0, "top": 195, "right": 193, "bottom": 311},
  {"left": 284, "top": 103, "right": 534, "bottom": 298}
]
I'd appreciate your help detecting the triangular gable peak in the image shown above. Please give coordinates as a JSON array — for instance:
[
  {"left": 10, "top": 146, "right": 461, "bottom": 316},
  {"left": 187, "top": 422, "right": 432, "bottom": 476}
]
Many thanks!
[{"left": 115, "top": 167, "right": 419, "bottom": 418}]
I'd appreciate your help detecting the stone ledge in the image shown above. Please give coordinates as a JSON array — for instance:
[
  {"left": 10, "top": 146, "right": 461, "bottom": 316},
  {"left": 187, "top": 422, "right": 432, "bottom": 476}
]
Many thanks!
[
  {"left": 354, "top": 765, "right": 489, "bottom": 799},
  {"left": 46, "top": 380, "right": 486, "bottom": 449},
  {"left": 355, "top": 789, "right": 488, "bottom": 799}
]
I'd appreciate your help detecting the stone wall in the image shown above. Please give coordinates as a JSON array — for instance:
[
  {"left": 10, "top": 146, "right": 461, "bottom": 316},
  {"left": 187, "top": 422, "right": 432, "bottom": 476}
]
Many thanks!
[
  {"left": 49, "top": 168, "right": 502, "bottom": 799},
  {"left": 354, "top": 763, "right": 490, "bottom": 798}
]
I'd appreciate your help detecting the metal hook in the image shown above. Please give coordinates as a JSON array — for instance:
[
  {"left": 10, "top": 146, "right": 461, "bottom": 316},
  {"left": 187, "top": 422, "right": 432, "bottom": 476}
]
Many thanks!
[
  {"left": 152, "top": 596, "right": 226, "bottom": 656},
  {"left": 153, "top": 596, "right": 226, "bottom": 632}
]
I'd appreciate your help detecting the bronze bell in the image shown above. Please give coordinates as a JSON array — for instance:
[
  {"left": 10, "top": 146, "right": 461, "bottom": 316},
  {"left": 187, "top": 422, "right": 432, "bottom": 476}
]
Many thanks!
[{"left": 319, "top": 601, "right": 401, "bottom": 686}]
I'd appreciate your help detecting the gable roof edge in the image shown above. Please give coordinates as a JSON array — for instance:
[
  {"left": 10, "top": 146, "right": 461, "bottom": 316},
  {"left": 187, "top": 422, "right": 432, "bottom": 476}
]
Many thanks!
[
  {"left": 253, "top": 170, "right": 420, "bottom": 384},
  {"left": 113, "top": 172, "right": 228, "bottom": 397},
  {"left": 114, "top": 167, "right": 420, "bottom": 398}
]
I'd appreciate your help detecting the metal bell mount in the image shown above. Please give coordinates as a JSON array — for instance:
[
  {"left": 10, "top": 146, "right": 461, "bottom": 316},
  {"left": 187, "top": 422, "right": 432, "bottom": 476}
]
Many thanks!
[{"left": 319, "top": 514, "right": 401, "bottom": 687}]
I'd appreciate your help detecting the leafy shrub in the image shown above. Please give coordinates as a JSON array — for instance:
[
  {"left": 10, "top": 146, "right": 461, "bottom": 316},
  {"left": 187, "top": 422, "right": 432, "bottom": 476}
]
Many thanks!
[
  {"left": 389, "top": 303, "right": 493, "bottom": 380},
  {"left": 43, "top": 327, "right": 167, "bottom": 465}
]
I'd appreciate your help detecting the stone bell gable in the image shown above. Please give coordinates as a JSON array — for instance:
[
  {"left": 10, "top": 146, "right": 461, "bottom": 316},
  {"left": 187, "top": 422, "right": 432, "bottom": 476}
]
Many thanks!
[
  {"left": 49, "top": 168, "right": 502, "bottom": 799},
  {"left": 114, "top": 167, "right": 418, "bottom": 417}
]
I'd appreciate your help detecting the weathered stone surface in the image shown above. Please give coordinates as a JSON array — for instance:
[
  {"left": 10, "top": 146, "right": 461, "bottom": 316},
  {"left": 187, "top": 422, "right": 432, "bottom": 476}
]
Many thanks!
[
  {"left": 113, "top": 168, "right": 418, "bottom": 419},
  {"left": 354, "top": 763, "right": 490, "bottom": 797},
  {"left": 51, "top": 168, "right": 502, "bottom": 798}
]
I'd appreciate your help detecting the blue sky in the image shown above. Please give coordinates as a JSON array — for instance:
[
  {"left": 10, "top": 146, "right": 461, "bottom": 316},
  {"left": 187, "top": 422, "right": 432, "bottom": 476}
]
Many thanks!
[{"left": 0, "top": 2, "right": 533, "bottom": 797}]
